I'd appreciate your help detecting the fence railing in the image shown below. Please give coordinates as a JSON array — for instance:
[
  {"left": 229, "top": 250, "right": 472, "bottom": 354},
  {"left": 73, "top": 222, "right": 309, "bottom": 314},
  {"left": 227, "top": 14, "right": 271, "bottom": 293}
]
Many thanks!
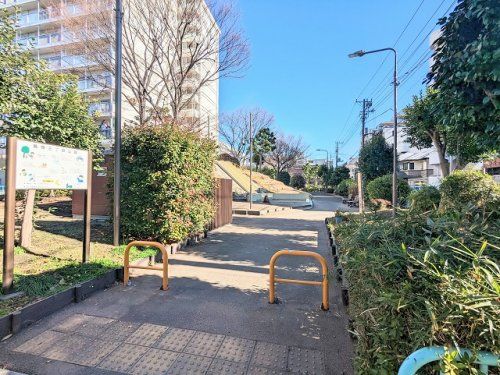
[{"left": 398, "top": 347, "right": 499, "bottom": 375}]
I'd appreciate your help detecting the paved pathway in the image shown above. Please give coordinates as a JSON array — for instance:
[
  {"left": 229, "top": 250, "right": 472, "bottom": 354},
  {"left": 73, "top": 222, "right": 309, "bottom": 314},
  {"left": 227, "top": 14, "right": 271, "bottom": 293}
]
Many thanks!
[{"left": 0, "top": 194, "right": 354, "bottom": 375}]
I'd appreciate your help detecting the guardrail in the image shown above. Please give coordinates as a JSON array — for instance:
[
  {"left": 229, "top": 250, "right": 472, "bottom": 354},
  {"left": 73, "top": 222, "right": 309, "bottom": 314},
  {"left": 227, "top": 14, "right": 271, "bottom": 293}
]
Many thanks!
[
  {"left": 269, "top": 250, "right": 329, "bottom": 311},
  {"left": 398, "top": 347, "right": 499, "bottom": 374},
  {"left": 124, "top": 241, "right": 169, "bottom": 290}
]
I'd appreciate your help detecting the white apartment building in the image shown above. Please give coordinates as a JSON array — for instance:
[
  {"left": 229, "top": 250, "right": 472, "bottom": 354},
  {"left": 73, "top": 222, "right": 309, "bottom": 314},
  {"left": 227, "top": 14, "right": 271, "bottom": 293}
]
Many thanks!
[
  {"left": 1, "top": 0, "right": 219, "bottom": 141},
  {"left": 377, "top": 120, "right": 447, "bottom": 187}
]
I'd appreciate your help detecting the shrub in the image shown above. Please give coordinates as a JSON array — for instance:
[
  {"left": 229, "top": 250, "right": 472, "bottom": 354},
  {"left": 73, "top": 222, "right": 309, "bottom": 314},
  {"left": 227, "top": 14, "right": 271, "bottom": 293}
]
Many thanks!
[
  {"left": 276, "top": 171, "right": 291, "bottom": 185},
  {"left": 331, "top": 208, "right": 499, "bottom": 373},
  {"left": 260, "top": 167, "right": 276, "bottom": 179},
  {"left": 440, "top": 170, "right": 499, "bottom": 211},
  {"left": 335, "top": 178, "right": 356, "bottom": 197},
  {"left": 409, "top": 185, "right": 440, "bottom": 212},
  {"left": 121, "top": 125, "right": 217, "bottom": 243},
  {"left": 366, "top": 174, "right": 411, "bottom": 203},
  {"left": 290, "top": 174, "right": 306, "bottom": 189}
]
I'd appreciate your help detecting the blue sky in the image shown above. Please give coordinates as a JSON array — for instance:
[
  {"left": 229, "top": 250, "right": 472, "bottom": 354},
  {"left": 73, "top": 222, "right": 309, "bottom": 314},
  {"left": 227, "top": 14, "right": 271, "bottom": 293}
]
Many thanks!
[{"left": 219, "top": 0, "right": 456, "bottom": 163}]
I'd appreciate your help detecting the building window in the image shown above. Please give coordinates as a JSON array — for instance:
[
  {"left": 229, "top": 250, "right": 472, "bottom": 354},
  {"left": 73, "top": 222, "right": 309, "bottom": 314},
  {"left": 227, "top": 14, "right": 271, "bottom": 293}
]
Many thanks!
[{"left": 403, "top": 162, "right": 415, "bottom": 170}]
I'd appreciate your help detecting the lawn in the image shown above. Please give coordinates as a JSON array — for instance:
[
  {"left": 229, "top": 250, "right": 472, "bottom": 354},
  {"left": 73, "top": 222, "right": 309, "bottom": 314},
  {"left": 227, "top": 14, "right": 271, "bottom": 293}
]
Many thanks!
[{"left": 0, "top": 196, "right": 154, "bottom": 316}]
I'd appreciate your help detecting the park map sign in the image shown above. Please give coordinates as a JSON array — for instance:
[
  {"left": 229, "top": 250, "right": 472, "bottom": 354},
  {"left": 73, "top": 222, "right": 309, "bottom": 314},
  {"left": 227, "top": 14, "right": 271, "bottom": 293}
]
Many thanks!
[
  {"left": 15, "top": 140, "right": 89, "bottom": 190},
  {"left": 2, "top": 137, "right": 92, "bottom": 295}
]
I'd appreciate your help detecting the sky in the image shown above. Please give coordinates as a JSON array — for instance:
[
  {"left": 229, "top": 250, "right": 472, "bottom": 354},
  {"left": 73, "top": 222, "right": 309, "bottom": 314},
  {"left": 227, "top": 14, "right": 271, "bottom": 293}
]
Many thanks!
[{"left": 219, "top": 0, "right": 457, "bottom": 164}]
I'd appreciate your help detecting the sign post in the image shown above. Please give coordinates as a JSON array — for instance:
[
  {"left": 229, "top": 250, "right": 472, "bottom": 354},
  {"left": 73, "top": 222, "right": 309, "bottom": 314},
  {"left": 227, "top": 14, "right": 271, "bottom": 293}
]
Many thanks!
[{"left": 1, "top": 137, "right": 92, "bottom": 295}]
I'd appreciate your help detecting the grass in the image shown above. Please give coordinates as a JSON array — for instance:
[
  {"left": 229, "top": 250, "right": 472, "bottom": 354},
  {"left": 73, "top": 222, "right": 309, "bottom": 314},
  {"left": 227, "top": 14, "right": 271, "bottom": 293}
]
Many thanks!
[{"left": 0, "top": 197, "right": 157, "bottom": 317}]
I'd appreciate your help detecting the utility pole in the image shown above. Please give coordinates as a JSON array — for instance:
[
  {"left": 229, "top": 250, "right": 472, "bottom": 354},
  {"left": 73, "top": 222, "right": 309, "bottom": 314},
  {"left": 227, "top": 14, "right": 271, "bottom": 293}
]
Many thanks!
[
  {"left": 113, "top": 0, "right": 123, "bottom": 246},
  {"left": 335, "top": 141, "right": 343, "bottom": 168},
  {"left": 355, "top": 99, "right": 373, "bottom": 213},
  {"left": 249, "top": 113, "right": 253, "bottom": 209}
]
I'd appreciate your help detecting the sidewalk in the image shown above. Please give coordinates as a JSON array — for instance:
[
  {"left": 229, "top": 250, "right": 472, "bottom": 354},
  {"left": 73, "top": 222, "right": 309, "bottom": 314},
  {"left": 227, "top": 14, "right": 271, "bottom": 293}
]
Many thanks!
[{"left": 0, "top": 195, "right": 354, "bottom": 375}]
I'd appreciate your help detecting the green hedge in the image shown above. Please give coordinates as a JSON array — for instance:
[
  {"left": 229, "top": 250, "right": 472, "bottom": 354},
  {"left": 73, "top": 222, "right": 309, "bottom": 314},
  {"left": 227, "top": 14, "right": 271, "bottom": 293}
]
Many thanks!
[
  {"left": 121, "top": 125, "right": 217, "bottom": 243},
  {"left": 366, "top": 174, "right": 411, "bottom": 203},
  {"left": 409, "top": 185, "right": 441, "bottom": 212},
  {"left": 440, "top": 170, "right": 499, "bottom": 212},
  {"left": 331, "top": 208, "right": 499, "bottom": 373}
]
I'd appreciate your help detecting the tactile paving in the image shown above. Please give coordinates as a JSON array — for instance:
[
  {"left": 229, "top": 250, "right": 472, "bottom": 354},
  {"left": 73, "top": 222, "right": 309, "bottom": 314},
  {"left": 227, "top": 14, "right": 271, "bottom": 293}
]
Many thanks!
[
  {"left": 154, "top": 328, "right": 195, "bottom": 352},
  {"left": 247, "top": 365, "right": 287, "bottom": 375},
  {"left": 43, "top": 334, "right": 118, "bottom": 366},
  {"left": 167, "top": 353, "right": 213, "bottom": 375},
  {"left": 73, "top": 315, "right": 115, "bottom": 337},
  {"left": 287, "top": 347, "right": 325, "bottom": 374},
  {"left": 99, "top": 320, "right": 141, "bottom": 342},
  {"left": 183, "top": 331, "right": 224, "bottom": 357},
  {"left": 207, "top": 358, "right": 247, "bottom": 374},
  {"left": 14, "top": 330, "right": 66, "bottom": 355},
  {"left": 216, "top": 336, "right": 256, "bottom": 363},
  {"left": 125, "top": 323, "right": 168, "bottom": 347},
  {"left": 129, "top": 348, "right": 179, "bottom": 375},
  {"left": 250, "top": 342, "right": 288, "bottom": 370},
  {"left": 97, "top": 343, "right": 149, "bottom": 372}
]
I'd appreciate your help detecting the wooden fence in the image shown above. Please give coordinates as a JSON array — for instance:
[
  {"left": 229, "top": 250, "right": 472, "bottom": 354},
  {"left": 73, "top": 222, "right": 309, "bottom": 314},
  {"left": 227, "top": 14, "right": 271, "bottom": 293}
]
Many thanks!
[
  {"left": 73, "top": 174, "right": 233, "bottom": 230},
  {"left": 211, "top": 178, "right": 233, "bottom": 229}
]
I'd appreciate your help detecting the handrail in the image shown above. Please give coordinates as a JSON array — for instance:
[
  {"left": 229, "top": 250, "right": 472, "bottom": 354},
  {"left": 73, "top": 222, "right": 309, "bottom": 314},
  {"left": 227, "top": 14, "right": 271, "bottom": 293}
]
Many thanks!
[
  {"left": 398, "top": 347, "right": 499, "bottom": 375},
  {"left": 124, "top": 241, "right": 168, "bottom": 290},
  {"left": 269, "top": 250, "right": 329, "bottom": 311}
]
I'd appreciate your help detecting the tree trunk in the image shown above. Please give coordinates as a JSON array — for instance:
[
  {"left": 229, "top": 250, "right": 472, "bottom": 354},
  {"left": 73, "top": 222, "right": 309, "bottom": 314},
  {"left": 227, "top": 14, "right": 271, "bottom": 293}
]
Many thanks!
[
  {"left": 431, "top": 135, "right": 449, "bottom": 178},
  {"left": 20, "top": 189, "right": 36, "bottom": 249}
]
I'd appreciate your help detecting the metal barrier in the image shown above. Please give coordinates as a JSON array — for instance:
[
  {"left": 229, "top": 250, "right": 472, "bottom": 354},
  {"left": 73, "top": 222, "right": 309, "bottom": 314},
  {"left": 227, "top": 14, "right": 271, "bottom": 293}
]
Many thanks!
[
  {"left": 269, "top": 250, "right": 329, "bottom": 311},
  {"left": 124, "top": 241, "right": 169, "bottom": 290},
  {"left": 398, "top": 347, "right": 499, "bottom": 375}
]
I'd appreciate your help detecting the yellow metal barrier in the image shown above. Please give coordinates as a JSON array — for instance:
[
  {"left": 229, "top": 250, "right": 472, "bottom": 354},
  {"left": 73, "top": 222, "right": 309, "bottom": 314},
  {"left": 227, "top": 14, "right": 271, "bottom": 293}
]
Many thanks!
[
  {"left": 124, "top": 241, "right": 168, "bottom": 290},
  {"left": 269, "top": 250, "right": 329, "bottom": 311}
]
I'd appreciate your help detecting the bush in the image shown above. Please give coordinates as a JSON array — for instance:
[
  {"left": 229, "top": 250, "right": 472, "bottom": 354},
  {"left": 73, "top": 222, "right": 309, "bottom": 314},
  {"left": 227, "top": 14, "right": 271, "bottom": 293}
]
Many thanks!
[
  {"left": 366, "top": 174, "right": 411, "bottom": 203},
  {"left": 335, "top": 178, "right": 356, "bottom": 197},
  {"left": 409, "top": 185, "right": 440, "bottom": 212},
  {"left": 121, "top": 125, "right": 217, "bottom": 243},
  {"left": 440, "top": 170, "right": 499, "bottom": 211},
  {"left": 276, "top": 171, "right": 291, "bottom": 185},
  {"left": 290, "top": 174, "right": 306, "bottom": 189},
  {"left": 260, "top": 167, "right": 276, "bottom": 179},
  {"left": 331, "top": 208, "right": 499, "bottom": 373}
]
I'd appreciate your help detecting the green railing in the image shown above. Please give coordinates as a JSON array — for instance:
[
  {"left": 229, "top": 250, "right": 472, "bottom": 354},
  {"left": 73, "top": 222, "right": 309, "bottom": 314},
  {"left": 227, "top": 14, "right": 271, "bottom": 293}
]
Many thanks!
[{"left": 398, "top": 347, "right": 499, "bottom": 375}]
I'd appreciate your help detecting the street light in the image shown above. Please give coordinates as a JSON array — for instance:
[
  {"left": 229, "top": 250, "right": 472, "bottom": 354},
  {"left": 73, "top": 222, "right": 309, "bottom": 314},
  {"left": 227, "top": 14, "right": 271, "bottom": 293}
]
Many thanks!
[
  {"left": 113, "top": 0, "right": 123, "bottom": 246},
  {"left": 349, "top": 47, "right": 398, "bottom": 216},
  {"left": 316, "top": 149, "right": 329, "bottom": 168}
]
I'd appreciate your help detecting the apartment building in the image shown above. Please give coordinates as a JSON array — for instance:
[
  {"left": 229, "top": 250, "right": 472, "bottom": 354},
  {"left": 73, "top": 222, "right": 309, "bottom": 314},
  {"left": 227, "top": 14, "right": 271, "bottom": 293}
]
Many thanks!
[
  {"left": 376, "top": 120, "right": 446, "bottom": 187},
  {"left": 1, "top": 0, "right": 220, "bottom": 141}
]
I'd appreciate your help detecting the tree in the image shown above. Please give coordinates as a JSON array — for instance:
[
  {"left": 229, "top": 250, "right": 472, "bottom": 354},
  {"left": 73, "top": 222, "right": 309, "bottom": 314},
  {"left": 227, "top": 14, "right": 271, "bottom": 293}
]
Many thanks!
[
  {"left": 62, "top": 0, "right": 249, "bottom": 129},
  {"left": 252, "top": 127, "right": 276, "bottom": 170},
  {"left": 403, "top": 89, "right": 450, "bottom": 177},
  {"left": 366, "top": 174, "right": 411, "bottom": 204},
  {"left": 358, "top": 133, "right": 393, "bottom": 181},
  {"left": 266, "top": 134, "right": 308, "bottom": 174},
  {"left": 427, "top": 0, "right": 499, "bottom": 160},
  {"left": 276, "top": 171, "right": 291, "bottom": 186},
  {"left": 290, "top": 174, "right": 306, "bottom": 189},
  {"left": 219, "top": 108, "right": 274, "bottom": 165},
  {"left": 0, "top": 11, "right": 101, "bottom": 248},
  {"left": 331, "top": 166, "right": 350, "bottom": 187},
  {"left": 302, "top": 162, "right": 320, "bottom": 189}
]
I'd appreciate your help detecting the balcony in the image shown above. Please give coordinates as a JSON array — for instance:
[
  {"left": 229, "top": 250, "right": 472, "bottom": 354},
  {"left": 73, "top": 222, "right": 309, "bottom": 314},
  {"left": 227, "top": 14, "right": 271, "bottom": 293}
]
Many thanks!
[
  {"left": 402, "top": 169, "right": 434, "bottom": 179},
  {"left": 0, "top": 0, "right": 36, "bottom": 9}
]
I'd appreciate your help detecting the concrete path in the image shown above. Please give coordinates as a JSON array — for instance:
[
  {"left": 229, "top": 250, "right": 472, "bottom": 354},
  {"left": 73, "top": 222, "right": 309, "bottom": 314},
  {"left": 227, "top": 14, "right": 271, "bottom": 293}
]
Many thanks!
[{"left": 0, "top": 194, "right": 354, "bottom": 375}]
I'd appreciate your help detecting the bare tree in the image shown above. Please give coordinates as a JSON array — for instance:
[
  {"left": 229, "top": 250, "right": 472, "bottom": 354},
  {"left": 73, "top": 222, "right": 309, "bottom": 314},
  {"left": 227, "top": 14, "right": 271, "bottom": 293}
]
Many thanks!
[
  {"left": 60, "top": 0, "right": 249, "bottom": 129},
  {"left": 266, "top": 133, "right": 308, "bottom": 173},
  {"left": 219, "top": 107, "right": 274, "bottom": 165}
]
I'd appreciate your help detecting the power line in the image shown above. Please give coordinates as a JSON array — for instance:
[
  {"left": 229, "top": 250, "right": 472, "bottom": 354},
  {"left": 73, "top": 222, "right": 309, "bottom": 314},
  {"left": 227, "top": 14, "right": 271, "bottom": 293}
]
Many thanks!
[
  {"left": 339, "top": 0, "right": 426, "bottom": 142},
  {"left": 367, "top": 0, "right": 453, "bottom": 103}
]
